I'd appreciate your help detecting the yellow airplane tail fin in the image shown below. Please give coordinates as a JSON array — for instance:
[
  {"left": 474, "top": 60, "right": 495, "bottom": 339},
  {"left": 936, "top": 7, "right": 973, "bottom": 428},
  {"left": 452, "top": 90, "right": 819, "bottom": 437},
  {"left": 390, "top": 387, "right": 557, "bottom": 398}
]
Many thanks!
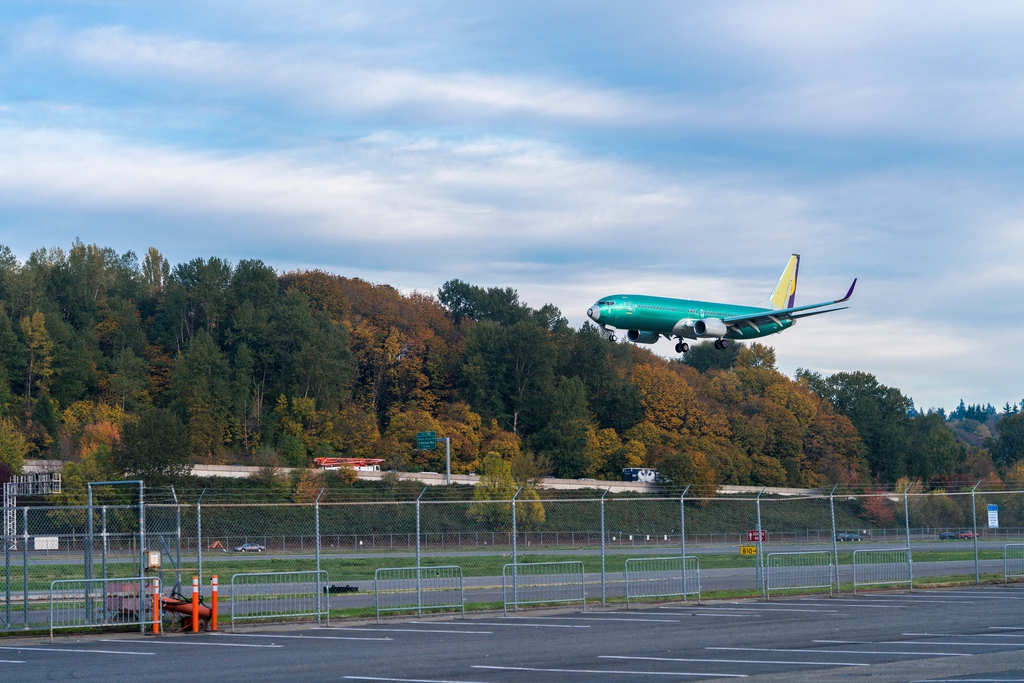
[{"left": 769, "top": 254, "right": 800, "bottom": 310}]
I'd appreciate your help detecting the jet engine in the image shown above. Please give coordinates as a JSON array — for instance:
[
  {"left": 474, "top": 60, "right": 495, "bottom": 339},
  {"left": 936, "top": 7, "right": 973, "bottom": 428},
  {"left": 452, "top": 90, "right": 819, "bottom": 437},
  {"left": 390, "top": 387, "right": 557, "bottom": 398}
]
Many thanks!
[
  {"left": 692, "top": 319, "right": 728, "bottom": 338},
  {"left": 627, "top": 330, "right": 660, "bottom": 344}
]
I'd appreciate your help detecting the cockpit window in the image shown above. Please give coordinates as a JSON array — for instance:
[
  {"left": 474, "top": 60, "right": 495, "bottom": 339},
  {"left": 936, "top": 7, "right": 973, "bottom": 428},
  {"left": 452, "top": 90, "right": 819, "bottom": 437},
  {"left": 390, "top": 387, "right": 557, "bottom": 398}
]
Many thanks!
[{"left": 599, "top": 300, "right": 615, "bottom": 306}]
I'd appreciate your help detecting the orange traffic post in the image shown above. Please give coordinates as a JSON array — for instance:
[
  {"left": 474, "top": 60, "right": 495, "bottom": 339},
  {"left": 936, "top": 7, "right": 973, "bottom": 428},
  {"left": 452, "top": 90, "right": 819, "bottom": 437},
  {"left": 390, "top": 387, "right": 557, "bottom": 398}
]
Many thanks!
[
  {"left": 210, "top": 576, "right": 218, "bottom": 631},
  {"left": 153, "top": 578, "right": 160, "bottom": 634},
  {"left": 191, "top": 576, "right": 199, "bottom": 633}
]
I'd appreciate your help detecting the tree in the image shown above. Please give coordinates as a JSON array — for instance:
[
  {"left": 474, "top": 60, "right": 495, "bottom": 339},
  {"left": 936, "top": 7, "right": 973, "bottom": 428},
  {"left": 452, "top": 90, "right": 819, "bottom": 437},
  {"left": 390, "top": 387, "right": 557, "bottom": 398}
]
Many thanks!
[
  {"left": 0, "top": 418, "right": 27, "bottom": 473},
  {"left": 681, "top": 340, "right": 742, "bottom": 372},
  {"left": 112, "top": 409, "right": 192, "bottom": 484},
  {"left": 658, "top": 449, "right": 716, "bottom": 495},
  {"left": 531, "top": 378, "right": 593, "bottom": 478},
  {"left": 20, "top": 310, "right": 53, "bottom": 406},
  {"left": 800, "top": 370, "right": 913, "bottom": 482},
  {"left": 467, "top": 453, "right": 545, "bottom": 528},
  {"left": 988, "top": 412, "right": 1024, "bottom": 466},
  {"left": 907, "top": 413, "right": 964, "bottom": 481}
]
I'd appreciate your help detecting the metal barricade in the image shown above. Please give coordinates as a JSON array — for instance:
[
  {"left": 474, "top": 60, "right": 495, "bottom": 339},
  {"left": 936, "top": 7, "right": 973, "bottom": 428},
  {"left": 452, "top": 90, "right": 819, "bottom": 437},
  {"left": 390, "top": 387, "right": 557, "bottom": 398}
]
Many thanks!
[
  {"left": 1004, "top": 544, "right": 1024, "bottom": 586},
  {"left": 502, "top": 561, "right": 585, "bottom": 614},
  {"left": 374, "top": 565, "right": 464, "bottom": 623},
  {"left": 49, "top": 576, "right": 158, "bottom": 639},
  {"left": 766, "top": 551, "right": 833, "bottom": 599},
  {"left": 229, "top": 570, "right": 328, "bottom": 630},
  {"left": 852, "top": 548, "right": 911, "bottom": 594},
  {"left": 624, "top": 556, "right": 700, "bottom": 607}
]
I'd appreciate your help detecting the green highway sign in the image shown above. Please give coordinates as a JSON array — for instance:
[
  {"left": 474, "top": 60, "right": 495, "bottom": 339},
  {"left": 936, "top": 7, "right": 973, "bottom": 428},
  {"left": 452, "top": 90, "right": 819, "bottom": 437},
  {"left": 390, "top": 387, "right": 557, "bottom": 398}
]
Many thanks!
[{"left": 416, "top": 431, "right": 437, "bottom": 450}]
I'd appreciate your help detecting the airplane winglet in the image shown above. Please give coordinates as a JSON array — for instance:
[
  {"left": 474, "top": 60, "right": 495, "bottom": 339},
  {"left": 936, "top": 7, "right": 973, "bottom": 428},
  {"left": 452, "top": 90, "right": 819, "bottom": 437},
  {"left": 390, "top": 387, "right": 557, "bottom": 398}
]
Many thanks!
[{"left": 836, "top": 278, "right": 857, "bottom": 303}]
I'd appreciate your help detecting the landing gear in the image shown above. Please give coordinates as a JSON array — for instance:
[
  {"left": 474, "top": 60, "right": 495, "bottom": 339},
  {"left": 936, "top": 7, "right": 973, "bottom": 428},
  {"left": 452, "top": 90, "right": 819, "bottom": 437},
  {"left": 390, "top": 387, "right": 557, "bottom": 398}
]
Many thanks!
[
  {"left": 608, "top": 334, "right": 617, "bottom": 343},
  {"left": 714, "top": 339, "right": 729, "bottom": 350},
  {"left": 675, "top": 342, "right": 689, "bottom": 354}
]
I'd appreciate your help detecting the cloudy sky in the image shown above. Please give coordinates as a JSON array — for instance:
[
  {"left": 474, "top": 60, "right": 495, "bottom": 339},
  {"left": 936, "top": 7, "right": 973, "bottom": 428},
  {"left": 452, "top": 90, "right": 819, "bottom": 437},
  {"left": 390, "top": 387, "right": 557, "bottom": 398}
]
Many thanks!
[{"left": 1, "top": 1, "right": 1022, "bottom": 412}]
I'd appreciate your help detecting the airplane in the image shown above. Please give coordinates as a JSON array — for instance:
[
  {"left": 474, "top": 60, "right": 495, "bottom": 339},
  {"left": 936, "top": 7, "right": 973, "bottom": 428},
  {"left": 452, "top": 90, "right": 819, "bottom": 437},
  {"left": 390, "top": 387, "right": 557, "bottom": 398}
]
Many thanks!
[{"left": 586, "top": 255, "right": 856, "bottom": 353}]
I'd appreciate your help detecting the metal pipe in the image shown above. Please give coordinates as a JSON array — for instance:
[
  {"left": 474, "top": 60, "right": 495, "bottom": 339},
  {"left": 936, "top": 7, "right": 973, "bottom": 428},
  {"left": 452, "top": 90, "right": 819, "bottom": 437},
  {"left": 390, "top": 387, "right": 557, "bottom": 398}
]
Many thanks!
[
  {"left": 315, "top": 488, "right": 324, "bottom": 623},
  {"left": 600, "top": 487, "right": 610, "bottom": 607},
  {"left": 512, "top": 486, "right": 523, "bottom": 611},
  {"left": 680, "top": 485, "right": 690, "bottom": 601},
  {"left": 21, "top": 508, "right": 27, "bottom": 628},
  {"left": 196, "top": 488, "right": 206, "bottom": 586},
  {"left": 972, "top": 481, "right": 981, "bottom": 585},
  {"left": 416, "top": 488, "right": 426, "bottom": 617},
  {"left": 829, "top": 484, "right": 839, "bottom": 594},
  {"left": 904, "top": 483, "right": 913, "bottom": 591},
  {"left": 171, "top": 486, "right": 181, "bottom": 589},
  {"left": 756, "top": 487, "right": 766, "bottom": 597}
]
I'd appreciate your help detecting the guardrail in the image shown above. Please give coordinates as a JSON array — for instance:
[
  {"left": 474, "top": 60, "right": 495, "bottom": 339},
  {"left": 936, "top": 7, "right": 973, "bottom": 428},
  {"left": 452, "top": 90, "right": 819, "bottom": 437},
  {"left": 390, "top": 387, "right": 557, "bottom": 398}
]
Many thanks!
[
  {"left": 229, "top": 570, "right": 329, "bottom": 630},
  {"left": 49, "top": 576, "right": 158, "bottom": 640},
  {"left": 1004, "top": 544, "right": 1024, "bottom": 586},
  {"left": 502, "top": 561, "right": 585, "bottom": 614},
  {"left": 766, "top": 551, "right": 833, "bottom": 599},
  {"left": 374, "top": 566, "right": 464, "bottom": 623},
  {"left": 853, "top": 548, "right": 912, "bottom": 594},
  {"left": 624, "top": 556, "right": 700, "bottom": 607}
]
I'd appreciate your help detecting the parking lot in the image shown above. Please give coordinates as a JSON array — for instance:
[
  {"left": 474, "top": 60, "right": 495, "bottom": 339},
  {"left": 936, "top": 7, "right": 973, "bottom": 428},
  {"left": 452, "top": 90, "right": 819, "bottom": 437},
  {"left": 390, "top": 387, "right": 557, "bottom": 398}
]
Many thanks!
[{"left": 5, "top": 586, "right": 1024, "bottom": 682}]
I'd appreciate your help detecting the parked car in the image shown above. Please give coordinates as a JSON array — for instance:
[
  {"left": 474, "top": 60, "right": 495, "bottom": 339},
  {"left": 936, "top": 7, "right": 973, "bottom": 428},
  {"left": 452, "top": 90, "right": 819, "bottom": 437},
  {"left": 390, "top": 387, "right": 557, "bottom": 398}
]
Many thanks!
[
  {"left": 940, "top": 531, "right": 974, "bottom": 540},
  {"left": 233, "top": 543, "right": 266, "bottom": 552},
  {"left": 835, "top": 532, "right": 862, "bottom": 542}
]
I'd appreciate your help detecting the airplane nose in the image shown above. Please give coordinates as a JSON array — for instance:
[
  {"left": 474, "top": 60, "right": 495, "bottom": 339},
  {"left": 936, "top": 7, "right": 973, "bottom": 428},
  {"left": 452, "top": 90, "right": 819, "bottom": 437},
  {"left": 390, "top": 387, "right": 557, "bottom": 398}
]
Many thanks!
[{"left": 587, "top": 306, "right": 600, "bottom": 321}]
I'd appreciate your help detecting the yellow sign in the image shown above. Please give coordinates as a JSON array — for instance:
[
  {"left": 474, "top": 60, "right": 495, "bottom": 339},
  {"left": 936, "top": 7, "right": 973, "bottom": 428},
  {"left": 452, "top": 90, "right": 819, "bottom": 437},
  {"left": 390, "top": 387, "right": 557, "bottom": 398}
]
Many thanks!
[{"left": 740, "top": 546, "right": 757, "bottom": 556}]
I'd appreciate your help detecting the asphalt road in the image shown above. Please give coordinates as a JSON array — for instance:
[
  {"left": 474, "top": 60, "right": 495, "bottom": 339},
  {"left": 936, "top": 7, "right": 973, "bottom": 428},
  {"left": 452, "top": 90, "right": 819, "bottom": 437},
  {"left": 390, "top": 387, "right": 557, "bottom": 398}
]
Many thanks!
[{"left": 5, "top": 585, "right": 1024, "bottom": 682}]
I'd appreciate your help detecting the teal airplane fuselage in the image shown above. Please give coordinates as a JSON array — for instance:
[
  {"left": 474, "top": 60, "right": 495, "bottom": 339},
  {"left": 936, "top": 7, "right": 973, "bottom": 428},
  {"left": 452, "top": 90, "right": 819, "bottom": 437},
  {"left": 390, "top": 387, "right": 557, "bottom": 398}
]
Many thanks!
[
  {"left": 587, "top": 295, "right": 792, "bottom": 341},
  {"left": 586, "top": 255, "right": 856, "bottom": 349}
]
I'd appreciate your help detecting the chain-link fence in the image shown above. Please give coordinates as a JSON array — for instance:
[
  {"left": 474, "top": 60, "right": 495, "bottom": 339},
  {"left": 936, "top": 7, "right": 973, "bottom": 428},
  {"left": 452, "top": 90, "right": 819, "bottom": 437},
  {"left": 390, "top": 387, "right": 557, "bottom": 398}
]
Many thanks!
[{"left": 7, "top": 485, "right": 1024, "bottom": 631}]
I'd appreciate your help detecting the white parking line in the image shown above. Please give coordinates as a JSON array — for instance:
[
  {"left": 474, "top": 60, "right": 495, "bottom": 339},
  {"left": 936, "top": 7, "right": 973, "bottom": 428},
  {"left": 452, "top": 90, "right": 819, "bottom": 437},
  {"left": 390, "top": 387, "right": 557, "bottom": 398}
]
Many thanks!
[
  {"left": 766, "top": 601, "right": 901, "bottom": 609},
  {"left": 662, "top": 606, "right": 837, "bottom": 613},
  {"left": 344, "top": 675, "right": 491, "bottom": 679},
  {"left": 682, "top": 613, "right": 760, "bottom": 617},
  {"left": 601, "top": 655, "right": 870, "bottom": 667},
  {"left": 903, "top": 633, "right": 1024, "bottom": 639},
  {"left": 472, "top": 665, "right": 747, "bottom": 677},
  {"left": 102, "top": 639, "right": 281, "bottom": 648},
  {"left": 815, "top": 639, "right": 1013, "bottom": 648},
  {"left": 450, "top": 622, "right": 590, "bottom": 629},
  {"left": 0, "top": 659, "right": 25, "bottom": 663},
  {"left": 344, "top": 677, "right": 492, "bottom": 683},
  {"left": 508, "top": 616, "right": 680, "bottom": 623},
  {"left": 990, "top": 627, "right": 1024, "bottom": 631},
  {"left": 216, "top": 633, "right": 393, "bottom": 641},
  {"left": 707, "top": 646, "right": 969, "bottom": 657},
  {"left": 324, "top": 627, "right": 493, "bottom": 634},
  {"left": 0, "top": 645, "right": 154, "bottom": 656}
]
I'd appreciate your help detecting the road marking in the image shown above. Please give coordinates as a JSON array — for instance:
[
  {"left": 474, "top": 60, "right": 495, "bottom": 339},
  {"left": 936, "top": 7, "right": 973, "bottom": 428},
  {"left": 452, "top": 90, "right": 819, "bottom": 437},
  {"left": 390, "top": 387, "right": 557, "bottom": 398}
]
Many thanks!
[
  {"left": 903, "top": 633, "right": 1024, "bottom": 639},
  {"left": 472, "top": 665, "right": 747, "bottom": 677},
  {"left": 0, "top": 645, "right": 154, "bottom": 656},
  {"left": 508, "top": 616, "right": 680, "bottom": 623},
  {"left": 990, "top": 627, "right": 1024, "bottom": 631},
  {"left": 216, "top": 633, "right": 393, "bottom": 641},
  {"left": 768, "top": 601, "right": 900, "bottom": 608},
  {"left": 815, "top": 639, "right": 1013, "bottom": 648},
  {"left": 683, "top": 613, "right": 760, "bottom": 617},
  {"left": 707, "top": 646, "right": 969, "bottom": 657},
  {"left": 452, "top": 622, "right": 590, "bottom": 629},
  {"left": 102, "top": 639, "right": 281, "bottom": 648},
  {"left": 0, "top": 659, "right": 25, "bottom": 663},
  {"left": 662, "top": 606, "right": 837, "bottom": 613},
  {"left": 344, "top": 677, "right": 492, "bottom": 683},
  {"left": 324, "top": 627, "right": 492, "bottom": 634},
  {"left": 601, "top": 655, "right": 869, "bottom": 667}
]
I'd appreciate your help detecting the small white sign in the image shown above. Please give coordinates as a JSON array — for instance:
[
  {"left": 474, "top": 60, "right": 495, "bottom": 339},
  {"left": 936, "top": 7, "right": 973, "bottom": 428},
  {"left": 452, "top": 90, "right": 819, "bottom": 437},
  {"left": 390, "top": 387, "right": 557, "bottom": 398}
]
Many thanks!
[
  {"left": 33, "top": 536, "right": 58, "bottom": 551},
  {"left": 988, "top": 504, "right": 999, "bottom": 529}
]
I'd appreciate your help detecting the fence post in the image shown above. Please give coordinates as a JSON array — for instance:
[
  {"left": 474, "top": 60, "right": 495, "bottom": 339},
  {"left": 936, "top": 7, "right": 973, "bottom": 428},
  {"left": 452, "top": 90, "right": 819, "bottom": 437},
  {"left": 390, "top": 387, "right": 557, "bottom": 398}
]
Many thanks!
[
  {"left": 680, "top": 484, "right": 690, "bottom": 600},
  {"left": 4, "top": 507, "right": 9, "bottom": 628},
  {"left": 756, "top": 487, "right": 765, "bottom": 597},
  {"left": 22, "top": 507, "right": 28, "bottom": 628},
  {"left": 903, "top": 483, "right": 913, "bottom": 591},
  {"left": 416, "top": 488, "right": 426, "bottom": 617},
  {"left": 512, "top": 486, "right": 523, "bottom": 612},
  {"left": 196, "top": 489, "right": 206, "bottom": 587},
  {"left": 972, "top": 481, "right": 980, "bottom": 585},
  {"left": 830, "top": 484, "right": 839, "bottom": 594},
  {"left": 600, "top": 488, "right": 610, "bottom": 607},
  {"left": 86, "top": 487, "right": 94, "bottom": 623},
  {"left": 315, "top": 488, "right": 324, "bottom": 623}
]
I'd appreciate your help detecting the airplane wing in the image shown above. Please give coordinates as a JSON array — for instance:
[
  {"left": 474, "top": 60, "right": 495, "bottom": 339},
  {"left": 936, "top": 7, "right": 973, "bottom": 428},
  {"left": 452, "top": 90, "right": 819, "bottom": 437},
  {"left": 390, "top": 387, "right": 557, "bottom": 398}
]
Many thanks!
[{"left": 721, "top": 279, "right": 856, "bottom": 330}]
